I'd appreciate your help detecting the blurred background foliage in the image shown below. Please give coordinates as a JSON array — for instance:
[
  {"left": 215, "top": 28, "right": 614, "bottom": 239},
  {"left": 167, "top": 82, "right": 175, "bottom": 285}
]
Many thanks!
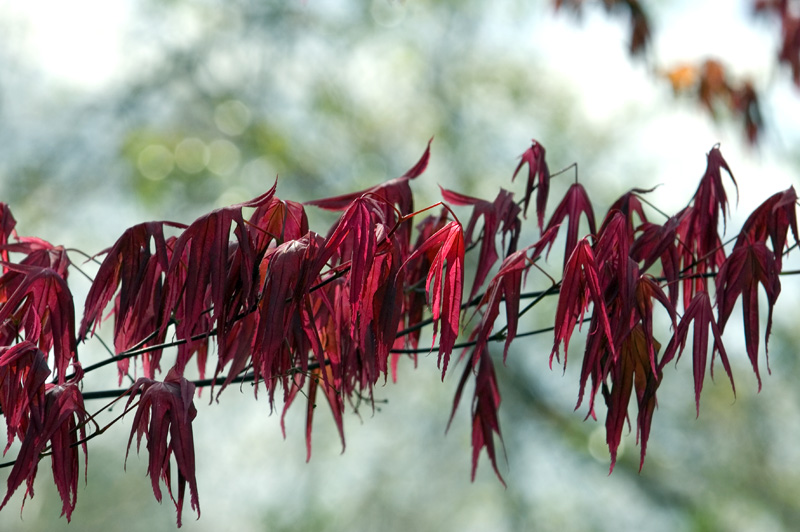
[{"left": 1, "top": 0, "right": 800, "bottom": 530}]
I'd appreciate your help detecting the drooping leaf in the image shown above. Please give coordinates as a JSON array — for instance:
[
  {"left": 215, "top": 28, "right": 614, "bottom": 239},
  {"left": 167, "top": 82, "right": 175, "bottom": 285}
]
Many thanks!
[
  {"left": 736, "top": 186, "right": 798, "bottom": 269},
  {"left": 469, "top": 353, "right": 506, "bottom": 486},
  {"left": 125, "top": 368, "right": 200, "bottom": 527},
  {"left": 0, "top": 373, "right": 87, "bottom": 522},
  {"left": 594, "top": 211, "right": 633, "bottom": 346},
  {"left": 675, "top": 145, "right": 737, "bottom": 307},
  {"left": 400, "top": 221, "right": 464, "bottom": 378},
  {"left": 550, "top": 238, "right": 615, "bottom": 370},
  {"left": 465, "top": 247, "right": 531, "bottom": 364},
  {"left": 79, "top": 223, "right": 184, "bottom": 382},
  {"left": 0, "top": 263, "right": 77, "bottom": 383},
  {"left": 715, "top": 239, "right": 781, "bottom": 390},
  {"left": 603, "top": 324, "right": 661, "bottom": 472},
  {"left": 543, "top": 183, "right": 596, "bottom": 270},
  {"left": 440, "top": 186, "right": 521, "bottom": 301},
  {"left": 159, "top": 186, "right": 276, "bottom": 376},
  {"left": 316, "top": 195, "right": 387, "bottom": 341},
  {"left": 79, "top": 222, "right": 180, "bottom": 344},
  {"left": 252, "top": 233, "right": 327, "bottom": 406},
  {"left": 395, "top": 209, "right": 450, "bottom": 364},
  {"left": 512, "top": 140, "right": 550, "bottom": 231},
  {"left": 0, "top": 342, "right": 49, "bottom": 453},
  {"left": 661, "top": 291, "right": 734, "bottom": 415}
]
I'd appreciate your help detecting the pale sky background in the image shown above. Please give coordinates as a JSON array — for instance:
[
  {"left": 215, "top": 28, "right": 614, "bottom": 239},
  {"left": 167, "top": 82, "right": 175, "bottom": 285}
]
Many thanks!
[{"left": 3, "top": 0, "right": 799, "bottom": 219}]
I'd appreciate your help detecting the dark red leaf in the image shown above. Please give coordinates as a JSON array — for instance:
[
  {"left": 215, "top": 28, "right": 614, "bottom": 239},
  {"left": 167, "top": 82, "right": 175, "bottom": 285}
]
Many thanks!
[
  {"left": 79, "top": 222, "right": 183, "bottom": 376},
  {"left": 395, "top": 209, "right": 451, "bottom": 362},
  {"left": 675, "top": 145, "right": 737, "bottom": 307},
  {"left": 316, "top": 196, "right": 387, "bottom": 340},
  {"left": 736, "top": 186, "right": 798, "bottom": 269},
  {"left": 160, "top": 186, "right": 276, "bottom": 376},
  {"left": 0, "top": 263, "right": 77, "bottom": 383},
  {"left": 715, "top": 239, "right": 781, "bottom": 390},
  {"left": 440, "top": 187, "right": 521, "bottom": 301},
  {"left": 469, "top": 353, "right": 505, "bottom": 486},
  {"left": 603, "top": 324, "right": 661, "bottom": 472},
  {"left": 125, "top": 368, "right": 200, "bottom": 527},
  {"left": 465, "top": 247, "right": 530, "bottom": 364},
  {"left": 550, "top": 239, "right": 615, "bottom": 370},
  {"left": 0, "top": 374, "right": 87, "bottom": 522},
  {"left": 661, "top": 291, "right": 734, "bottom": 415},
  {"left": 400, "top": 221, "right": 465, "bottom": 378},
  {"left": 252, "top": 233, "right": 327, "bottom": 405},
  {"left": 543, "top": 183, "right": 596, "bottom": 270},
  {"left": 0, "top": 342, "right": 49, "bottom": 453},
  {"left": 512, "top": 140, "right": 550, "bottom": 231}
]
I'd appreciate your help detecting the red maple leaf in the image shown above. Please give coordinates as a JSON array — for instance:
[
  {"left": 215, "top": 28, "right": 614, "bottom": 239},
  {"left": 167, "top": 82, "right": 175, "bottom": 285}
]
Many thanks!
[
  {"left": 159, "top": 186, "right": 276, "bottom": 376},
  {"left": 736, "top": 186, "right": 798, "bottom": 269},
  {"left": 715, "top": 239, "right": 781, "bottom": 390},
  {"left": 400, "top": 221, "right": 465, "bottom": 378},
  {"left": 79, "top": 222, "right": 184, "bottom": 381},
  {"left": 248, "top": 197, "right": 309, "bottom": 249},
  {"left": 306, "top": 138, "right": 431, "bottom": 249},
  {"left": 446, "top": 349, "right": 506, "bottom": 486},
  {"left": 79, "top": 222, "right": 179, "bottom": 342},
  {"left": 252, "top": 233, "right": 326, "bottom": 405},
  {"left": 0, "top": 342, "right": 49, "bottom": 453},
  {"left": 0, "top": 372, "right": 87, "bottom": 522},
  {"left": 440, "top": 186, "right": 521, "bottom": 302},
  {"left": 125, "top": 368, "right": 200, "bottom": 527},
  {"left": 661, "top": 291, "right": 734, "bottom": 415},
  {"left": 513, "top": 140, "right": 550, "bottom": 231},
  {"left": 603, "top": 324, "right": 661, "bottom": 472},
  {"left": 0, "top": 262, "right": 77, "bottom": 384},
  {"left": 394, "top": 209, "right": 450, "bottom": 366},
  {"left": 675, "top": 145, "right": 737, "bottom": 308},
  {"left": 315, "top": 195, "right": 391, "bottom": 345},
  {"left": 543, "top": 183, "right": 597, "bottom": 270},
  {"left": 469, "top": 354, "right": 505, "bottom": 485},
  {"left": 551, "top": 238, "right": 615, "bottom": 371}
]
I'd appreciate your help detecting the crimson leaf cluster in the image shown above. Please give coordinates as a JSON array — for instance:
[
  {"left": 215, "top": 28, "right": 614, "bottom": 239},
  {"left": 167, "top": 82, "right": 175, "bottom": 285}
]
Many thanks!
[{"left": 0, "top": 140, "right": 797, "bottom": 526}]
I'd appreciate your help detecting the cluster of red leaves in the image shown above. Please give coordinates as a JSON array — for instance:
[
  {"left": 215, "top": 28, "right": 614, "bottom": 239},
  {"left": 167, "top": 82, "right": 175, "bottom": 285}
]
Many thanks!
[
  {"left": 550, "top": 145, "right": 796, "bottom": 470},
  {"left": 0, "top": 137, "right": 798, "bottom": 525}
]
